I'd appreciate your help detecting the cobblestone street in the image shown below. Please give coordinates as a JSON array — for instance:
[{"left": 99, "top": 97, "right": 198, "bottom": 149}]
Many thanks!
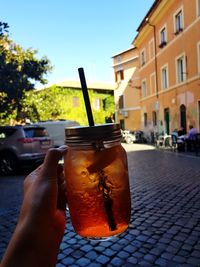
[{"left": 1, "top": 144, "right": 200, "bottom": 266}]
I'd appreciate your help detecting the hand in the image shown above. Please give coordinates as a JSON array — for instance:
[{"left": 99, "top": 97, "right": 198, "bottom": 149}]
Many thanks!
[{"left": 1, "top": 146, "right": 68, "bottom": 267}]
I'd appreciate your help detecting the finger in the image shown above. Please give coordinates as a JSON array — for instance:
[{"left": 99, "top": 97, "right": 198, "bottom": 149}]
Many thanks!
[
  {"left": 24, "top": 165, "right": 43, "bottom": 191},
  {"left": 40, "top": 147, "right": 67, "bottom": 181},
  {"left": 59, "top": 145, "right": 68, "bottom": 150}
]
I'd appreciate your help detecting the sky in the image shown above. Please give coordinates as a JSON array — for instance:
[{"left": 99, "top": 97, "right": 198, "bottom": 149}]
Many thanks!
[{"left": 1, "top": 0, "right": 154, "bottom": 86}]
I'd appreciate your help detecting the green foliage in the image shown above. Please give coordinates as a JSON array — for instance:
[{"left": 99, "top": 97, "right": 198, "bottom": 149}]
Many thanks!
[
  {"left": 0, "top": 21, "right": 52, "bottom": 122},
  {"left": 0, "top": 22, "right": 9, "bottom": 36},
  {"left": 22, "top": 86, "right": 115, "bottom": 126}
]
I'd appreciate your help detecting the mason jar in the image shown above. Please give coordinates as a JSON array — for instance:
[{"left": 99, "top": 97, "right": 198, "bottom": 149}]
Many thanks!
[{"left": 64, "top": 123, "right": 131, "bottom": 240}]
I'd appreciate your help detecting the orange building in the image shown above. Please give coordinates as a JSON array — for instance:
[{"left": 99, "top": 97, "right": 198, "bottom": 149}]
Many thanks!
[{"left": 113, "top": 0, "right": 200, "bottom": 138}]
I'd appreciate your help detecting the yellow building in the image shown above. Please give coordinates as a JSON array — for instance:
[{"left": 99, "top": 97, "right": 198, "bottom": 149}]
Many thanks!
[
  {"left": 113, "top": 0, "right": 200, "bottom": 138},
  {"left": 112, "top": 47, "right": 141, "bottom": 130}
]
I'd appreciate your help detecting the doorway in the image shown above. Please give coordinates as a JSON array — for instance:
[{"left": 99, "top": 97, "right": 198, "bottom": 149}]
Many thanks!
[
  {"left": 198, "top": 101, "right": 200, "bottom": 132},
  {"left": 120, "top": 119, "right": 125, "bottom": 130},
  {"left": 164, "top": 108, "right": 170, "bottom": 134},
  {"left": 180, "top": 104, "right": 186, "bottom": 133}
]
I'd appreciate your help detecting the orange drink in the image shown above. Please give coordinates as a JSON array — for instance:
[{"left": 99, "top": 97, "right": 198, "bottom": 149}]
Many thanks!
[{"left": 64, "top": 124, "right": 131, "bottom": 240}]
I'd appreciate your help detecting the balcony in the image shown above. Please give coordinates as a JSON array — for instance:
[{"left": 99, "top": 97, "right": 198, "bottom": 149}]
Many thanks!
[
  {"left": 174, "top": 28, "right": 183, "bottom": 35},
  {"left": 159, "top": 41, "right": 167, "bottom": 48}
]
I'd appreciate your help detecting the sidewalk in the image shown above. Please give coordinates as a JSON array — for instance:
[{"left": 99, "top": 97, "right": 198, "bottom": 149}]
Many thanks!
[
  {"left": 155, "top": 143, "right": 200, "bottom": 159},
  {"left": 1, "top": 144, "right": 200, "bottom": 266}
]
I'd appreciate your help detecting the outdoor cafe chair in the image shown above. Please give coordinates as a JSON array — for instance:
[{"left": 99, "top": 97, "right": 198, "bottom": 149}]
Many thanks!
[{"left": 194, "top": 133, "right": 200, "bottom": 156}]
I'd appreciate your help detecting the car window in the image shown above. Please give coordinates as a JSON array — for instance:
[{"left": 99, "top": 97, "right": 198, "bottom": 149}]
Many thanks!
[
  {"left": 24, "top": 128, "right": 49, "bottom": 138},
  {"left": 0, "top": 128, "right": 17, "bottom": 138}
]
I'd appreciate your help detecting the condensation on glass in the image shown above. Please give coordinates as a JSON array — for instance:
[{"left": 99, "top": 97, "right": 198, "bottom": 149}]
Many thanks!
[{"left": 64, "top": 123, "right": 131, "bottom": 240}]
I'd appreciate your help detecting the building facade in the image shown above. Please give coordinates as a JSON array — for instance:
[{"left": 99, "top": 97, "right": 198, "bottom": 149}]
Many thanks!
[
  {"left": 112, "top": 47, "right": 141, "bottom": 130},
  {"left": 24, "top": 81, "right": 116, "bottom": 126},
  {"left": 113, "top": 0, "right": 200, "bottom": 138}
]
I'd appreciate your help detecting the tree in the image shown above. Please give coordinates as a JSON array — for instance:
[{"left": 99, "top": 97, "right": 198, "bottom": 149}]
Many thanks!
[
  {"left": 0, "top": 22, "right": 52, "bottom": 123},
  {"left": 0, "top": 22, "right": 9, "bottom": 36}
]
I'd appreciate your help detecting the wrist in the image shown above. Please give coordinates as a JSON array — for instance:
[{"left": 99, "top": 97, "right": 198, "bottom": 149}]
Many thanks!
[{"left": 1, "top": 216, "right": 64, "bottom": 267}]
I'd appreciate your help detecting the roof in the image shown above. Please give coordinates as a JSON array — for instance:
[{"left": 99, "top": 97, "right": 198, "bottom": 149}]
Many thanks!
[
  {"left": 56, "top": 80, "right": 116, "bottom": 90},
  {"left": 136, "top": 0, "right": 162, "bottom": 32},
  {"left": 132, "top": 0, "right": 162, "bottom": 45},
  {"left": 111, "top": 47, "right": 136, "bottom": 58}
]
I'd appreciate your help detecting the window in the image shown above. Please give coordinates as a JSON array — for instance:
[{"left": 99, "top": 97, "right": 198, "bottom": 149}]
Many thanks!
[
  {"left": 93, "top": 98, "right": 100, "bottom": 110},
  {"left": 152, "top": 111, "right": 157, "bottom": 126},
  {"left": 119, "top": 70, "right": 124, "bottom": 80},
  {"left": 141, "top": 80, "right": 147, "bottom": 98},
  {"left": 144, "top": 113, "right": 147, "bottom": 127},
  {"left": 72, "top": 96, "right": 79, "bottom": 107},
  {"left": 176, "top": 55, "right": 186, "bottom": 83},
  {"left": 161, "top": 65, "right": 168, "bottom": 89},
  {"left": 25, "top": 128, "right": 48, "bottom": 138},
  {"left": 115, "top": 70, "right": 124, "bottom": 82},
  {"left": 115, "top": 72, "right": 117, "bottom": 82},
  {"left": 174, "top": 9, "right": 183, "bottom": 34},
  {"left": 177, "top": 57, "right": 184, "bottom": 82},
  {"left": 118, "top": 95, "right": 124, "bottom": 109},
  {"left": 197, "top": 0, "right": 200, "bottom": 16},
  {"left": 159, "top": 26, "right": 167, "bottom": 47},
  {"left": 140, "top": 49, "right": 146, "bottom": 66},
  {"left": 117, "top": 55, "right": 122, "bottom": 63}
]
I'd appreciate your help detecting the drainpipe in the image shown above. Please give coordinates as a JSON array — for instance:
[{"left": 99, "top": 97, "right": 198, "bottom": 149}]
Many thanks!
[
  {"left": 146, "top": 18, "right": 158, "bottom": 98},
  {"left": 146, "top": 18, "right": 159, "bottom": 137}
]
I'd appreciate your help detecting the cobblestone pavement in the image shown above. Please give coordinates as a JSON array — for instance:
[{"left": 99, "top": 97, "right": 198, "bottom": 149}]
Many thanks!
[{"left": 1, "top": 144, "right": 200, "bottom": 266}]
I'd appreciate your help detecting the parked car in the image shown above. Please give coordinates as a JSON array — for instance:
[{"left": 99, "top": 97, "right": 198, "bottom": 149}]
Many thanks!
[
  {"left": 0, "top": 125, "right": 54, "bottom": 175},
  {"left": 134, "top": 130, "right": 147, "bottom": 143},
  {"left": 121, "top": 130, "right": 136, "bottom": 144},
  {"left": 32, "top": 120, "right": 80, "bottom": 147},
  {"left": 121, "top": 130, "right": 146, "bottom": 144}
]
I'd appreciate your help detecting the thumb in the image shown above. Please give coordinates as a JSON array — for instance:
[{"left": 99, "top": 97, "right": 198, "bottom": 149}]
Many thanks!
[{"left": 40, "top": 147, "right": 67, "bottom": 181}]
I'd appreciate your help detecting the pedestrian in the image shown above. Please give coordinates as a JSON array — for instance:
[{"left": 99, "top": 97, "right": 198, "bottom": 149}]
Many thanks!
[
  {"left": 185, "top": 125, "right": 198, "bottom": 151},
  {"left": 0, "top": 146, "right": 68, "bottom": 267}
]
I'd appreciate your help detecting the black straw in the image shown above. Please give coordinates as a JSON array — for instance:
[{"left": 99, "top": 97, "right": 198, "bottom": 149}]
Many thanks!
[{"left": 78, "top": 68, "right": 94, "bottom": 126}]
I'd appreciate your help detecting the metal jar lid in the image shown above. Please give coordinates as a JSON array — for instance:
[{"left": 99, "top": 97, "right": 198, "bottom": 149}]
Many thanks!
[{"left": 65, "top": 123, "right": 122, "bottom": 144}]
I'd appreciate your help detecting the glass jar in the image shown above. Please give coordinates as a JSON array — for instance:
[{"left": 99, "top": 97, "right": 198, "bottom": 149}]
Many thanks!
[{"left": 64, "top": 123, "right": 131, "bottom": 240}]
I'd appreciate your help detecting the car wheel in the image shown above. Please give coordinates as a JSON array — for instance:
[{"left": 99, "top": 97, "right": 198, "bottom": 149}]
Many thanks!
[
  {"left": 0, "top": 153, "right": 18, "bottom": 176},
  {"left": 126, "top": 136, "right": 133, "bottom": 144}
]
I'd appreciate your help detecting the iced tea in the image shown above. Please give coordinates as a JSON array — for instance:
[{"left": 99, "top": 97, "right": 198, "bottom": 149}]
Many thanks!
[{"left": 64, "top": 143, "right": 131, "bottom": 239}]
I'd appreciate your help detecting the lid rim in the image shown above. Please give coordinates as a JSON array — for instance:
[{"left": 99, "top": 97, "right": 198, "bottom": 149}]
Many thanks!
[{"left": 65, "top": 123, "right": 121, "bottom": 142}]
